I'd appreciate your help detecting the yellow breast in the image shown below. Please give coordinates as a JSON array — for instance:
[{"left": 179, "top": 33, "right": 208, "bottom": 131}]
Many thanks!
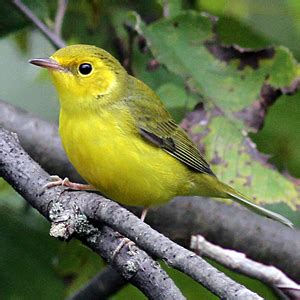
[{"left": 59, "top": 106, "right": 195, "bottom": 207}]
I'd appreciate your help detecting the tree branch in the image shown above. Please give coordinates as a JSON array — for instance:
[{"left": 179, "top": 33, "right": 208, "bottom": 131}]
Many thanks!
[
  {"left": 146, "top": 198, "right": 300, "bottom": 283},
  {"left": 0, "top": 128, "right": 185, "bottom": 300},
  {"left": 0, "top": 100, "right": 81, "bottom": 181},
  {"left": 54, "top": 0, "right": 68, "bottom": 38},
  {"left": 1, "top": 99, "right": 299, "bottom": 283},
  {"left": 67, "top": 266, "right": 126, "bottom": 300},
  {"left": 191, "top": 235, "right": 300, "bottom": 300},
  {"left": 11, "top": 0, "right": 66, "bottom": 49},
  {"left": 0, "top": 128, "right": 262, "bottom": 299}
]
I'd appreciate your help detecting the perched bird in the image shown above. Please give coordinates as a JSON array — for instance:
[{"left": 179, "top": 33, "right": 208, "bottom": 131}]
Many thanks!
[{"left": 29, "top": 44, "right": 292, "bottom": 227}]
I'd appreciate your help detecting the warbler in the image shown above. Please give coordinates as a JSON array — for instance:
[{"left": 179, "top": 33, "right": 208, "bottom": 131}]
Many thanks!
[{"left": 29, "top": 44, "right": 292, "bottom": 227}]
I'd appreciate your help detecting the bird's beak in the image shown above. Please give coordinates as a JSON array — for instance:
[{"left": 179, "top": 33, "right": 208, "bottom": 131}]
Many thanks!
[{"left": 28, "top": 58, "right": 65, "bottom": 71}]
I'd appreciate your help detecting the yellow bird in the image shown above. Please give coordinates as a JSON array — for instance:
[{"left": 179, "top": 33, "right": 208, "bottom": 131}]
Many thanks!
[{"left": 29, "top": 44, "right": 292, "bottom": 227}]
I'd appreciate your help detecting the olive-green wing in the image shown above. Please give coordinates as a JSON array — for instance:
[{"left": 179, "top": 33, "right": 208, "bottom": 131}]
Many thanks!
[
  {"left": 138, "top": 118, "right": 214, "bottom": 175},
  {"left": 124, "top": 75, "right": 214, "bottom": 175}
]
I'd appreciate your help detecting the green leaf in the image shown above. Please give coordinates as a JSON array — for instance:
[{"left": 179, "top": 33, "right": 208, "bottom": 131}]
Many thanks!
[
  {"left": 216, "top": 16, "right": 271, "bottom": 49},
  {"left": 141, "top": 12, "right": 298, "bottom": 119},
  {"left": 189, "top": 113, "right": 298, "bottom": 208},
  {"left": 156, "top": 82, "right": 189, "bottom": 121},
  {"left": 130, "top": 11, "right": 300, "bottom": 212},
  {"left": 131, "top": 43, "right": 199, "bottom": 121},
  {"left": 197, "top": 0, "right": 300, "bottom": 60},
  {"left": 251, "top": 94, "right": 300, "bottom": 178}
]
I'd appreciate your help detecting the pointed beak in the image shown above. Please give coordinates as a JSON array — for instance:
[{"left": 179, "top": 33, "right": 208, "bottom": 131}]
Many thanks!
[{"left": 28, "top": 58, "right": 65, "bottom": 71}]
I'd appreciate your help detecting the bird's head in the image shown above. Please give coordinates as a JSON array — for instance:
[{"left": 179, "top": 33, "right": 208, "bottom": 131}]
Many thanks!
[{"left": 29, "top": 44, "right": 126, "bottom": 110}]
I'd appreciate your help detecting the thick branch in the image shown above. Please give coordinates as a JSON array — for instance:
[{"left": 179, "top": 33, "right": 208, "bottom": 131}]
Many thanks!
[
  {"left": 0, "top": 128, "right": 185, "bottom": 300},
  {"left": 191, "top": 235, "right": 300, "bottom": 300},
  {"left": 11, "top": 0, "right": 66, "bottom": 49},
  {"left": 67, "top": 266, "right": 126, "bottom": 300},
  {"left": 0, "top": 100, "right": 81, "bottom": 181},
  {"left": 0, "top": 128, "right": 261, "bottom": 299},
  {"left": 1, "top": 99, "right": 299, "bottom": 283},
  {"left": 146, "top": 198, "right": 300, "bottom": 284}
]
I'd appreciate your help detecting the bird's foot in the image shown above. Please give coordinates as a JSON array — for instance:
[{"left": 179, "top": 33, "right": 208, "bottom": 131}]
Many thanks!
[
  {"left": 112, "top": 237, "right": 136, "bottom": 261},
  {"left": 44, "top": 175, "right": 95, "bottom": 191},
  {"left": 112, "top": 209, "right": 148, "bottom": 260}
]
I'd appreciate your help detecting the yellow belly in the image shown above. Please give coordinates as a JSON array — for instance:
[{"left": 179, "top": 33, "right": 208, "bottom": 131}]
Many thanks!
[{"left": 59, "top": 108, "right": 196, "bottom": 207}]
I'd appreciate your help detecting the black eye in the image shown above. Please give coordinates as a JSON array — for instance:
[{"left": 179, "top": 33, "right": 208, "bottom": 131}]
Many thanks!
[{"left": 79, "top": 63, "right": 92, "bottom": 75}]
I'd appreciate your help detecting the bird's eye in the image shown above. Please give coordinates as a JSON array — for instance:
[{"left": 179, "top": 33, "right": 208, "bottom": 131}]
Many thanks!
[{"left": 78, "top": 63, "right": 92, "bottom": 75}]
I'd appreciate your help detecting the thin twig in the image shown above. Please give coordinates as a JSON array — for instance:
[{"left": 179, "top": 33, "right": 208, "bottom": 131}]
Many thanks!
[
  {"left": 11, "top": 0, "right": 66, "bottom": 49},
  {"left": 54, "top": 0, "right": 68, "bottom": 37},
  {"left": 191, "top": 235, "right": 300, "bottom": 300},
  {"left": 0, "top": 128, "right": 262, "bottom": 300},
  {"left": 123, "top": 22, "right": 137, "bottom": 75},
  {"left": 67, "top": 266, "right": 126, "bottom": 300},
  {"left": 162, "top": 0, "right": 170, "bottom": 18}
]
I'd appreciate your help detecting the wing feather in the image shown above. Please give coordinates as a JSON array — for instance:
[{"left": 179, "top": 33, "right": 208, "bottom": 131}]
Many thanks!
[
  {"left": 139, "top": 120, "right": 214, "bottom": 175},
  {"left": 124, "top": 76, "right": 214, "bottom": 176}
]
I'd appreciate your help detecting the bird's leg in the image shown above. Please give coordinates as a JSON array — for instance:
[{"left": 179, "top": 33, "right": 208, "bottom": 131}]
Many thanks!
[
  {"left": 112, "top": 237, "right": 134, "bottom": 259},
  {"left": 44, "top": 175, "right": 96, "bottom": 190},
  {"left": 140, "top": 207, "right": 148, "bottom": 222},
  {"left": 112, "top": 207, "right": 149, "bottom": 260}
]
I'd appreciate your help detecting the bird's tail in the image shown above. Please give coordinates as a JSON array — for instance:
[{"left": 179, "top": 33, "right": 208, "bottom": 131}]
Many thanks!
[{"left": 221, "top": 183, "right": 293, "bottom": 228}]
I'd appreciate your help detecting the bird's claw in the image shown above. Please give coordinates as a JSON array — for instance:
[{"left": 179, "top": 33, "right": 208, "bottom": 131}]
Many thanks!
[
  {"left": 44, "top": 176, "right": 96, "bottom": 191},
  {"left": 43, "top": 175, "right": 71, "bottom": 189},
  {"left": 112, "top": 237, "right": 136, "bottom": 261}
]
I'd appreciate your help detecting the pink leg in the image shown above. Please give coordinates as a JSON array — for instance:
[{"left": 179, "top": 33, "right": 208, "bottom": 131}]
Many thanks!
[
  {"left": 44, "top": 175, "right": 96, "bottom": 191},
  {"left": 140, "top": 207, "right": 148, "bottom": 222},
  {"left": 112, "top": 207, "right": 149, "bottom": 260}
]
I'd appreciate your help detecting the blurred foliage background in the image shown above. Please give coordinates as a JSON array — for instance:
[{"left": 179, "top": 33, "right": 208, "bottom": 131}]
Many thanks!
[{"left": 1, "top": 0, "right": 300, "bottom": 299}]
